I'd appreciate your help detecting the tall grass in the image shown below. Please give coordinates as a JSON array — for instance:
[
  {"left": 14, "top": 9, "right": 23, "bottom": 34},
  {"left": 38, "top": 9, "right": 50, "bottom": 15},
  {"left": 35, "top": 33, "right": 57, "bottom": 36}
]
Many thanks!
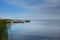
[{"left": 0, "top": 20, "right": 11, "bottom": 40}]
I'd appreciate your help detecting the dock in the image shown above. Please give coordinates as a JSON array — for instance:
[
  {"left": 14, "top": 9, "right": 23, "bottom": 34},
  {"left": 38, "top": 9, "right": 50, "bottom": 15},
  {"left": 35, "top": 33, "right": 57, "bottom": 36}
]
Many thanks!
[{"left": 0, "top": 19, "right": 30, "bottom": 23}]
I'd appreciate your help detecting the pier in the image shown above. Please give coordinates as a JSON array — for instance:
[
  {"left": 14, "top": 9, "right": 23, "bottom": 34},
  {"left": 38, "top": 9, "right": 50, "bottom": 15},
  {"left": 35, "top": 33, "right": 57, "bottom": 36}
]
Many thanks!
[
  {"left": 0, "top": 18, "right": 30, "bottom": 40},
  {"left": 0, "top": 19, "right": 30, "bottom": 23}
]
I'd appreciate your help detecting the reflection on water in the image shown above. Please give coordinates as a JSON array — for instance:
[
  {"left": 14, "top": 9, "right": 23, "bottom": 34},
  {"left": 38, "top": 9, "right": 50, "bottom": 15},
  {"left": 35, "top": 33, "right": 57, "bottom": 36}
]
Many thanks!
[
  {"left": 0, "top": 20, "right": 11, "bottom": 40},
  {"left": 0, "top": 20, "right": 60, "bottom": 40},
  {"left": 11, "top": 20, "right": 60, "bottom": 40}
]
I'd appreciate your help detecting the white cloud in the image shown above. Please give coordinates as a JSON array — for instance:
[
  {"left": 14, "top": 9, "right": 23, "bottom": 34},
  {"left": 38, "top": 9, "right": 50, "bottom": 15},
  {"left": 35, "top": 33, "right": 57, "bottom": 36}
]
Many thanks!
[
  {"left": 5, "top": 0, "right": 60, "bottom": 9},
  {"left": 4, "top": 0, "right": 60, "bottom": 14},
  {"left": 4, "top": 0, "right": 60, "bottom": 19}
]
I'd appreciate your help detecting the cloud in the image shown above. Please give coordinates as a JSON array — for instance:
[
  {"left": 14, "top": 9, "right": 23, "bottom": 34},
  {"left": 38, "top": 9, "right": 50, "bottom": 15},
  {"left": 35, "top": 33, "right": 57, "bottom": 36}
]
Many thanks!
[
  {"left": 3, "top": 0, "right": 60, "bottom": 19},
  {"left": 4, "top": 0, "right": 60, "bottom": 14},
  {"left": 5, "top": 0, "right": 60, "bottom": 9}
]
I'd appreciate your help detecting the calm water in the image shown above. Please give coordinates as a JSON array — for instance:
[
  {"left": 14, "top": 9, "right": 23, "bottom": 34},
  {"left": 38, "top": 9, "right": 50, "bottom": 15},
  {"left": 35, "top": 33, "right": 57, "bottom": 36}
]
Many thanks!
[{"left": 8, "top": 20, "right": 60, "bottom": 40}]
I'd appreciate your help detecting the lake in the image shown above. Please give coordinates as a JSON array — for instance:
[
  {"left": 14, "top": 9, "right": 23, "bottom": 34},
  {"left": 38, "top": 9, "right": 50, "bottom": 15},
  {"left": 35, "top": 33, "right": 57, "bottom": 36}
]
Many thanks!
[{"left": 6, "top": 20, "right": 60, "bottom": 40}]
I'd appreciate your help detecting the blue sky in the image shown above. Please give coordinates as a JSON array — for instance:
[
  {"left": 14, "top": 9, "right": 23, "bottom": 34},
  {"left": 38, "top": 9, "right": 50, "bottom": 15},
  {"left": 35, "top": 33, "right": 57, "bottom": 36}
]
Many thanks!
[{"left": 0, "top": 0, "right": 60, "bottom": 19}]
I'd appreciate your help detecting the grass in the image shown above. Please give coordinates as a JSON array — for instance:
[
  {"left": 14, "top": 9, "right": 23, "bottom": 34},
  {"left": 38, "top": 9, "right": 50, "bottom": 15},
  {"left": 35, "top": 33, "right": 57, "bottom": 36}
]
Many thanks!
[{"left": 0, "top": 20, "right": 11, "bottom": 40}]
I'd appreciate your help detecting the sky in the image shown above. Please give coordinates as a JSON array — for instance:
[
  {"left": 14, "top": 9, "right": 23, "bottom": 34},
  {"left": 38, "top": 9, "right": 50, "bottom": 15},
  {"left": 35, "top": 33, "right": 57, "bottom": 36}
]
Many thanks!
[{"left": 0, "top": 0, "right": 60, "bottom": 19}]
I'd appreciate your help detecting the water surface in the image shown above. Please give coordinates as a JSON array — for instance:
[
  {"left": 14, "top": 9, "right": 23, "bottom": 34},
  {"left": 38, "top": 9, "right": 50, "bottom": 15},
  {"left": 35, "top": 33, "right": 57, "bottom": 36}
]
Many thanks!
[{"left": 8, "top": 20, "right": 60, "bottom": 40}]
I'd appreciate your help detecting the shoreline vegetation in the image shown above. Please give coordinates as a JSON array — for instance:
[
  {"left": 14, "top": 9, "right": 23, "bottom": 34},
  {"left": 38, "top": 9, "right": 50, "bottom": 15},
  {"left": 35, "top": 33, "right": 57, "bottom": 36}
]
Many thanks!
[
  {"left": 0, "top": 19, "right": 11, "bottom": 40},
  {"left": 0, "top": 19, "right": 30, "bottom": 23},
  {"left": 0, "top": 19, "right": 30, "bottom": 40}
]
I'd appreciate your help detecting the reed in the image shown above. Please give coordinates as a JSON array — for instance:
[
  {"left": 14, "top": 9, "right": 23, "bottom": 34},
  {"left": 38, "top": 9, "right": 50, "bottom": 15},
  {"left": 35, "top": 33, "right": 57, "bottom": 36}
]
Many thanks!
[{"left": 0, "top": 20, "right": 11, "bottom": 40}]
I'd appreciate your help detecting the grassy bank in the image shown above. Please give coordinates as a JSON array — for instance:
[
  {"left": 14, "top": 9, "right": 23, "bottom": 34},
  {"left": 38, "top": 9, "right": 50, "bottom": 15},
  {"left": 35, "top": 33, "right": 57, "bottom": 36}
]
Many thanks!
[{"left": 0, "top": 20, "right": 11, "bottom": 40}]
